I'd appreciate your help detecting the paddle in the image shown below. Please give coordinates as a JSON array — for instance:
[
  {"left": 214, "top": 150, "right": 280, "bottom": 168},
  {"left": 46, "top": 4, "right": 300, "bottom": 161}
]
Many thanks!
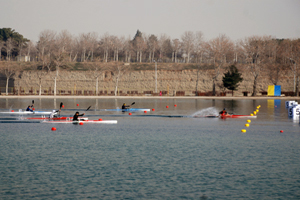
[
  {"left": 86, "top": 106, "right": 91, "bottom": 111},
  {"left": 131, "top": 102, "right": 135, "bottom": 106},
  {"left": 58, "top": 102, "right": 63, "bottom": 117}
]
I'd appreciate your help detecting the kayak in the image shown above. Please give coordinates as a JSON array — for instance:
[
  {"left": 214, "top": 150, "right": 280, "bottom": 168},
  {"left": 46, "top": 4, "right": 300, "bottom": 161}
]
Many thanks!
[
  {"left": 193, "top": 115, "right": 257, "bottom": 118},
  {"left": 0, "top": 110, "right": 54, "bottom": 115},
  {"left": 220, "top": 115, "right": 257, "bottom": 118},
  {"left": 42, "top": 119, "right": 117, "bottom": 124},
  {"left": 26, "top": 117, "right": 88, "bottom": 121},
  {"left": 101, "top": 108, "right": 150, "bottom": 112}
]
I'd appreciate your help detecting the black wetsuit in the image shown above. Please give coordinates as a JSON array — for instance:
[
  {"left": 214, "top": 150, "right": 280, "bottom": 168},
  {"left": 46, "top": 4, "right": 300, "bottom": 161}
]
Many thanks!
[
  {"left": 73, "top": 114, "right": 84, "bottom": 121},
  {"left": 122, "top": 105, "right": 130, "bottom": 110}
]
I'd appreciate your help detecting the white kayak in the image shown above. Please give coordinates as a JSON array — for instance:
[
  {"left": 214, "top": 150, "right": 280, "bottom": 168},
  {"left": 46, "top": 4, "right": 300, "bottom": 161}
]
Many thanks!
[
  {"left": 42, "top": 119, "right": 117, "bottom": 124},
  {"left": 0, "top": 110, "right": 54, "bottom": 115}
]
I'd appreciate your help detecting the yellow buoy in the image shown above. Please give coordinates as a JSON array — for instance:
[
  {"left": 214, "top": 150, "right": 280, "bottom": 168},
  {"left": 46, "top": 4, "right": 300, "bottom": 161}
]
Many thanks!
[
  {"left": 257, "top": 106, "right": 260, "bottom": 109},
  {"left": 245, "top": 123, "right": 250, "bottom": 127},
  {"left": 256, "top": 109, "right": 259, "bottom": 112},
  {"left": 247, "top": 120, "right": 251, "bottom": 123},
  {"left": 253, "top": 111, "right": 257, "bottom": 115},
  {"left": 250, "top": 114, "right": 253, "bottom": 116},
  {"left": 241, "top": 129, "right": 246, "bottom": 133}
]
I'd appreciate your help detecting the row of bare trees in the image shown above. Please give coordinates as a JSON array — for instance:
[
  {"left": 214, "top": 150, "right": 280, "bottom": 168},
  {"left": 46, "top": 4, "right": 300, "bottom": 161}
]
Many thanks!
[{"left": 1, "top": 29, "right": 300, "bottom": 96}]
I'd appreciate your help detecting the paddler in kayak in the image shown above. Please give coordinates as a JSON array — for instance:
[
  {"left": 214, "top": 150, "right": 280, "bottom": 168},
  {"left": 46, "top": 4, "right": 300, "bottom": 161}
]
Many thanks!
[
  {"left": 73, "top": 111, "right": 85, "bottom": 121},
  {"left": 26, "top": 105, "right": 33, "bottom": 112},
  {"left": 122, "top": 103, "right": 131, "bottom": 110},
  {"left": 219, "top": 108, "right": 230, "bottom": 117}
]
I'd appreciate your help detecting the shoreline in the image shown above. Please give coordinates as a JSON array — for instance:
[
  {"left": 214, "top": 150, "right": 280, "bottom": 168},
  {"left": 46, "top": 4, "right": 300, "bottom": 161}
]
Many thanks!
[{"left": 1, "top": 95, "right": 300, "bottom": 100}]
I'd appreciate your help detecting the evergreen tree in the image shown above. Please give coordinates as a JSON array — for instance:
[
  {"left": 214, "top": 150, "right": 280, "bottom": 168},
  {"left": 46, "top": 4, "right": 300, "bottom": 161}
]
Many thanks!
[{"left": 222, "top": 65, "right": 243, "bottom": 96}]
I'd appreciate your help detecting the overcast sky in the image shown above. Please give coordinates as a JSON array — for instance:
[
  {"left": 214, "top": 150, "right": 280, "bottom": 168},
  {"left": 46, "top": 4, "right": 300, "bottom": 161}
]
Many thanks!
[{"left": 1, "top": 0, "right": 300, "bottom": 42}]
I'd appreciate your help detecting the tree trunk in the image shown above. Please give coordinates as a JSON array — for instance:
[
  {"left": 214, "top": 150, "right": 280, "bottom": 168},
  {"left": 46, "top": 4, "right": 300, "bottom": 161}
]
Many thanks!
[
  {"left": 39, "top": 77, "right": 42, "bottom": 96},
  {"left": 6, "top": 78, "right": 9, "bottom": 95},
  {"left": 54, "top": 76, "right": 57, "bottom": 96},
  {"left": 195, "top": 65, "right": 200, "bottom": 96},
  {"left": 212, "top": 78, "right": 216, "bottom": 96},
  {"left": 96, "top": 77, "right": 99, "bottom": 96},
  {"left": 114, "top": 70, "right": 120, "bottom": 96},
  {"left": 252, "top": 76, "right": 258, "bottom": 96}
]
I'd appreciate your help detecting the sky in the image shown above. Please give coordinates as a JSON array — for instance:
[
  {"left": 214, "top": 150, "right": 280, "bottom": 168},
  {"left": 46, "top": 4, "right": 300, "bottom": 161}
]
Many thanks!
[{"left": 1, "top": 0, "right": 300, "bottom": 43}]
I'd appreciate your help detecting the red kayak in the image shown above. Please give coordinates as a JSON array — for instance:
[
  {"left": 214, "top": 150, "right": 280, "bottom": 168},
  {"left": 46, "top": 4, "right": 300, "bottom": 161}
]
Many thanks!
[{"left": 220, "top": 114, "right": 257, "bottom": 118}]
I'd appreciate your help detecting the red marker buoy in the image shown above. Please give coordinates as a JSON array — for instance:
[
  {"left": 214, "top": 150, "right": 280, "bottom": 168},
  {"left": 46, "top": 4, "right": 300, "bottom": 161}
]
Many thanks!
[
  {"left": 76, "top": 104, "right": 79, "bottom": 106},
  {"left": 98, "top": 118, "right": 103, "bottom": 121},
  {"left": 129, "top": 113, "right": 132, "bottom": 115},
  {"left": 144, "top": 111, "right": 147, "bottom": 113},
  {"left": 79, "top": 122, "right": 84, "bottom": 125},
  {"left": 51, "top": 127, "right": 56, "bottom": 131},
  {"left": 166, "top": 106, "right": 169, "bottom": 108},
  {"left": 152, "top": 108, "right": 155, "bottom": 111},
  {"left": 62, "top": 105, "right": 65, "bottom": 108},
  {"left": 280, "top": 130, "right": 284, "bottom": 133},
  {"left": 11, "top": 110, "right": 14, "bottom": 112},
  {"left": 32, "top": 108, "right": 35, "bottom": 110}
]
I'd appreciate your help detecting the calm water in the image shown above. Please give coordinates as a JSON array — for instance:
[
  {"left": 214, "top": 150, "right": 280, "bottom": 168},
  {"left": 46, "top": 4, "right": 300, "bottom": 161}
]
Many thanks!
[{"left": 0, "top": 98, "right": 300, "bottom": 199}]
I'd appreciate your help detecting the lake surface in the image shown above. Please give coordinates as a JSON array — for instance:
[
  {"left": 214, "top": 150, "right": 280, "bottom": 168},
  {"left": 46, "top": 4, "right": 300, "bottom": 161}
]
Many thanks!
[{"left": 0, "top": 98, "right": 300, "bottom": 199}]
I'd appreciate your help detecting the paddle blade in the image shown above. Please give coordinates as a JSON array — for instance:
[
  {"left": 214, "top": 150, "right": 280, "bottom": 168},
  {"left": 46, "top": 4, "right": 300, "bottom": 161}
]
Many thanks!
[
  {"left": 86, "top": 106, "right": 91, "bottom": 111},
  {"left": 60, "top": 102, "right": 63, "bottom": 109},
  {"left": 32, "top": 100, "right": 34, "bottom": 104},
  {"left": 131, "top": 102, "right": 135, "bottom": 105}
]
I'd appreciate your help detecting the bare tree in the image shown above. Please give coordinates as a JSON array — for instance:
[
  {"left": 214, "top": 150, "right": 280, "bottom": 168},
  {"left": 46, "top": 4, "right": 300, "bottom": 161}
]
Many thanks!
[
  {"left": 172, "top": 39, "right": 180, "bottom": 63},
  {"left": 181, "top": 31, "right": 195, "bottom": 63},
  {"left": 240, "top": 36, "right": 271, "bottom": 96},
  {"left": 109, "top": 63, "right": 127, "bottom": 96},
  {"left": 194, "top": 31, "right": 204, "bottom": 63},
  {"left": 147, "top": 34, "right": 158, "bottom": 62},
  {"left": 0, "top": 61, "right": 19, "bottom": 95},
  {"left": 281, "top": 39, "right": 300, "bottom": 96},
  {"left": 157, "top": 34, "right": 169, "bottom": 62},
  {"left": 205, "top": 34, "right": 234, "bottom": 95},
  {"left": 90, "top": 57, "right": 104, "bottom": 95},
  {"left": 100, "top": 33, "right": 111, "bottom": 62},
  {"left": 5, "top": 38, "right": 15, "bottom": 61}
]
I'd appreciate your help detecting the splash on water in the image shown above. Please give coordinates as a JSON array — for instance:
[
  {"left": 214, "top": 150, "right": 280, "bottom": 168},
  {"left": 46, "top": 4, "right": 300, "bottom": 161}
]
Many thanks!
[{"left": 191, "top": 107, "right": 219, "bottom": 117}]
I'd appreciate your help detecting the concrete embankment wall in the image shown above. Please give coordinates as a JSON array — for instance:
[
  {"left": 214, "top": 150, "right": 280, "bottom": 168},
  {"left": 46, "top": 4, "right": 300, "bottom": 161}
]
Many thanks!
[{"left": 12, "top": 68, "right": 294, "bottom": 96}]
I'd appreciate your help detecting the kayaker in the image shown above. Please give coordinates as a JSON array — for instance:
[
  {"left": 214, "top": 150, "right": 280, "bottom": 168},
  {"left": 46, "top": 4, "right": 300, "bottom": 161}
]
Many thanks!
[
  {"left": 26, "top": 105, "right": 33, "bottom": 112},
  {"left": 219, "top": 108, "right": 229, "bottom": 116},
  {"left": 122, "top": 103, "right": 130, "bottom": 110},
  {"left": 73, "top": 111, "right": 85, "bottom": 121},
  {"left": 49, "top": 109, "right": 60, "bottom": 118}
]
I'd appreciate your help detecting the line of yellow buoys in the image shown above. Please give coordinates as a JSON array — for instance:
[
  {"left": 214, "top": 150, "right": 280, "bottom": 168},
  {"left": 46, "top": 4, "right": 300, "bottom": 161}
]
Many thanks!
[{"left": 241, "top": 105, "right": 261, "bottom": 133}]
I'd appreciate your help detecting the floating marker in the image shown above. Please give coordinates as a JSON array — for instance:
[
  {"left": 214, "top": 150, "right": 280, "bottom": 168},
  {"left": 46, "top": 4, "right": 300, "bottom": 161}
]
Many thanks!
[
  {"left": 166, "top": 106, "right": 169, "bottom": 108},
  {"left": 245, "top": 123, "right": 250, "bottom": 127},
  {"left": 280, "top": 130, "right": 284, "bottom": 133},
  {"left": 247, "top": 120, "right": 251, "bottom": 123},
  {"left": 98, "top": 118, "right": 102, "bottom": 121},
  {"left": 129, "top": 113, "right": 132, "bottom": 115},
  {"left": 76, "top": 104, "right": 79, "bottom": 106},
  {"left": 62, "top": 105, "right": 65, "bottom": 108},
  {"left": 144, "top": 111, "right": 147, "bottom": 113},
  {"left": 253, "top": 111, "right": 257, "bottom": 115},
  {"left": 241, "top": 129, "right": 246, "bottom": 133},
  {"left": 174, "top": 104, "right": 177, "bottom": 107},
  {"left": 51, "top": 127, "right": 56, "bottom": 131},
  {"left": 152, "top": 108, "right": 155, "bottom": 111},
  {"left": 11, "top": 110, "right": 14, "bottom": 112},
  {"left": 79, "top": 122, "right": 84, "bottom": 125}
]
